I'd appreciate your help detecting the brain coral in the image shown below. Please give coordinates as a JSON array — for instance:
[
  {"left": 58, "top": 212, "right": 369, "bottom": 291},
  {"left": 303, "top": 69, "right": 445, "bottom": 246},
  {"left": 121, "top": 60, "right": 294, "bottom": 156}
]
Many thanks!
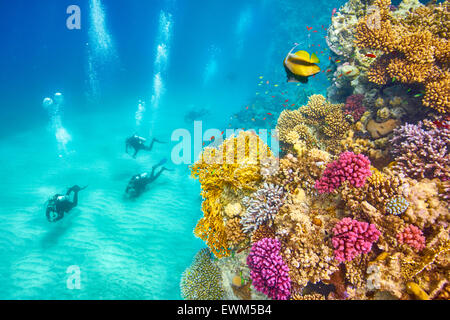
[
  {"left": 247, "top": 238, "right": 291, "bottom": 300},
  {"left": 180, "top": 248, "right": 225, "bottom": 300}
]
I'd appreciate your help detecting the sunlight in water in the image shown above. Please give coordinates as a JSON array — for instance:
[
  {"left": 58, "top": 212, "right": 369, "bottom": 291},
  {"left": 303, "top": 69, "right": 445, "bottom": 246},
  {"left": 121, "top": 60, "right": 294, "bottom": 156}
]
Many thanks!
[
  {"left": 149, "top": 10, "right": 173, "bottom": 131},
  {"left": 87, "top": 0, "right": 117, "bottom": 100},
  {"left": 235, "top": 6, "right": 253, "bottom": 57}
]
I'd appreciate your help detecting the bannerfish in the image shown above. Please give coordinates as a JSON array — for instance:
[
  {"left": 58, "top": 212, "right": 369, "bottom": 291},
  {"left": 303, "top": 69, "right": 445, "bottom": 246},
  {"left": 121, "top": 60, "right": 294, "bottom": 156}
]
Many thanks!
[{"left": 284, "top": 47, "right": 321, "bottom": 84}]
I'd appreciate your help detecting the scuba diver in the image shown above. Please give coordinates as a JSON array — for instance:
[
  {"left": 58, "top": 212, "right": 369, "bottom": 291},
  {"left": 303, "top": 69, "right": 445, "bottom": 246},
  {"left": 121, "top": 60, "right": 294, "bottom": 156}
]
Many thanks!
[
  {"left": 46, "top": 185, "right": 87, "bottom": 222},
  {"left": 125, "top": 134, "right": 165, "bottom": 158},
  {"left": 125, "top": 159, "right": 172, "bottom": 198}
]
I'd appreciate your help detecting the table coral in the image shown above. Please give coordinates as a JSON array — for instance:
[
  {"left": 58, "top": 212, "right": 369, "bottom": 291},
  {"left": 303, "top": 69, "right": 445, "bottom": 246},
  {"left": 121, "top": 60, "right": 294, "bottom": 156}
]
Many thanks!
[
  {"left": 315, "top": 151, "right": 372, "bottom": 193},
  {"left": 246, "top": 238, "right": 291, "bottom": 300},
  {"left": 332, "top": 217, "right": 381, "bottom": 263}
]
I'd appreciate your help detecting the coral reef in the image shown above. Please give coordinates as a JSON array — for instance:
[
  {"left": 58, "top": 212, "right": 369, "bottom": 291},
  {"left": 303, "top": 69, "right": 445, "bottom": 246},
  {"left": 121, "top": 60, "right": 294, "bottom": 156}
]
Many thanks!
[
  {"left": 390, "top": 120, "right": 449, "bottom": 181},
  {"left": 247, "top": 238, "right": 291, "bottom": 300},
  {"left": 355, "top": 0, "right": 450, "bottom": 114},
  {"left": 191, "top": 131, "right": 274, "bottom": 258},
  {"left": 315, "top": 151, "right": 372, "bottom": 193},
  {"left": 181, "top": 248, "right": 226, "bottom": 300},
  {"left": 332, "top": 217, "right": 381, "bottom": 262},
  {"left": 185, "top": 0, "right": 449, "bottom": 301},
  {"left": 344, "top": 94, "right": 366, "bottom": 122},
  {"left": 241, "top": 183, "right": 286, "bottom": 234},
  {"left": 397, "top": 224, "right": 426, "bottom": 252}
]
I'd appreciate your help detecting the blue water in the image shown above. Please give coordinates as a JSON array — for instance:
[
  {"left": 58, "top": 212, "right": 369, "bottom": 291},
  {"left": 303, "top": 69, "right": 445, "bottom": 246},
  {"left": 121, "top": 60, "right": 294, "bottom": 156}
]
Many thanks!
[{"left": 0, "top": 0, "right": 344, "bottom": 299}]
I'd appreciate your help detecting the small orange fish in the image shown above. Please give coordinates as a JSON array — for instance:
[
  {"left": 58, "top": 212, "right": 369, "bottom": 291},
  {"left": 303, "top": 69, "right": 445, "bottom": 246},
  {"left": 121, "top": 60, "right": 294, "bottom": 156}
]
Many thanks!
[
  {"left": 285, "top": 99, "right": 289, "bottom": 102},
  {"left": 346, "top": 70, "right": 352, "bottom": 74},
  {"left": 306, "top": 26, "right": 313, "bottom": 31},
  {"left": 263, "top": 117, "right": 266, "bottom": 120},
  {"left": 211, "top": 136, "right": 215, "bottom": 141},
  {"left": 338, "top": 74, "right": 343, "bottom": 78},
  {"left": 267, "top": 113, "right": 272, "bottom": 116},
  {"left": 246, "top": 106, "right": 248, "bottom": 110},
  {"left": 326, "top": 69, "right": 332, "bottom": 72},
  {"left": 365, "top": 53, "right": 377, "bottom": 58},
  {"left": 266, "top": 80, "right": 269, "bottom": 84},
  {"left": 221, "top": 130, "right": 224, "bottom": 135},
  {"left": 271, "top": 96, "right": 275, "bottom": 98},
  {"left": 313, "top": 30, "right": 318, "bottom": 33},
  {"left": 336, "top": 60, "right": 341, "bottom": 63}
]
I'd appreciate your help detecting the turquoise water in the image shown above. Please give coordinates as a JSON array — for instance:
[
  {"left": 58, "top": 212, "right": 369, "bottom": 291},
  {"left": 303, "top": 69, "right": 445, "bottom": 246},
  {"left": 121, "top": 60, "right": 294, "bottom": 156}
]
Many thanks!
[{"left": 0, "top": 0, "right": 344, "bottom": 299}]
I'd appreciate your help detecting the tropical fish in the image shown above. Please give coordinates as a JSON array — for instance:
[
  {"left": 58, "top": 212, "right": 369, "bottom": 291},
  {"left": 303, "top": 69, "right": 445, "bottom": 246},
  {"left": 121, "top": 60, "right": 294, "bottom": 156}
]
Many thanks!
[
  {"left": 283, "top": 47, "right": 321, "bottom": 84},
  {"left": 365, "top": 53, "right": 377, "bottom": 58},
  {"left": 267, "top": 113, "right": 273, "bottom": 116},
  {"left": 332, "top": 8, "right": 337, "bottom": 17},
  {"left": 306, "top": 26, "right": 313, "bottom": 31}
]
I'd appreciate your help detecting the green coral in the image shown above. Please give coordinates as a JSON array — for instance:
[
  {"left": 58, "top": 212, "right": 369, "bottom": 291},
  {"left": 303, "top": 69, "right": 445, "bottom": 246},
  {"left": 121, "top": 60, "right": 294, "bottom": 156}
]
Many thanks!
[{"left": 180, "top": 248, "right": 226, "bottom": 300}]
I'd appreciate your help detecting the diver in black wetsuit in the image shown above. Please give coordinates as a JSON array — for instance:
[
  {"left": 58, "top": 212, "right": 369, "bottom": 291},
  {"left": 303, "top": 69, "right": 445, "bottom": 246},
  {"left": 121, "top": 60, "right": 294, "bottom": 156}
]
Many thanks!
[
  {"left": 125, "top": 159, "right": 172, "bottom": 198},
  {"left": 125, "top": 135, "right": 164, "bottom": 158},
  {"left": 46, "top": 185, "right": 87, "bottom": 222}
]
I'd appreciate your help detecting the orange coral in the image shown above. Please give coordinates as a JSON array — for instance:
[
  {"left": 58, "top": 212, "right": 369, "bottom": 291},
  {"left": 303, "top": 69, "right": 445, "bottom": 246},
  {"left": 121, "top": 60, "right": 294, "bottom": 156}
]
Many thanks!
[{"left": 355, "top": 0, "right": 450, "bottom": 114}]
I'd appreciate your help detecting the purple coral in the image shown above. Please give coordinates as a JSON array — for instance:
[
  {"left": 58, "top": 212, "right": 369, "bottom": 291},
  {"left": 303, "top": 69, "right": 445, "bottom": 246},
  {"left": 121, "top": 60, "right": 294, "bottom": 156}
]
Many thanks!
[
  {"left": 315, "top": 151, "right": 372, "bottom": 193},
  {"left": 397, "top": 225, "right": 426, "bottom": 252},
  {"left": 332, "top": 217, "right": 381, "bottom": 263},
  {"left": 246, "top": 238, "right": 291, "bottom": 300},
  {"left": 241, "top": 183, "right": 286, "bottom": 233},
  {"left": 390, "top": 121, "right": 449, "bottom": 181},
  {"left": 344, "top": 94, "right": 366, "bottom": 121}
]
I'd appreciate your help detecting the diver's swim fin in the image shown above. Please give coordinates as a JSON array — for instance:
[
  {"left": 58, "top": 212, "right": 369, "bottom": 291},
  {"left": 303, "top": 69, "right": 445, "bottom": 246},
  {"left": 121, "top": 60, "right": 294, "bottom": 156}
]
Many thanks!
[
  {"left": 162, "top": 167, "right": 174, "bottom": 172},
  {"left": 152, "top": 138, "right": 167, "bottom": 144},
  {"left": 154, "top": 158, "right": 168, "bottom": 168}
]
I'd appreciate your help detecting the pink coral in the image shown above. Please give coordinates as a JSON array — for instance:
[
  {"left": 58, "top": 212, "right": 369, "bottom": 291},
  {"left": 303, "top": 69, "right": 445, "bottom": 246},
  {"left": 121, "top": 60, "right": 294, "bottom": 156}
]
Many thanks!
[
  {"left": 332, "top": 217, "right": 381, "bottom": 263},
  {"left": 397, "top": 225, "right": 426, "bottom": 252},
  {"left": 344, "top": 94, "right": 366, "bottom": 121},
  {"left": 315, "top": 151, "right": 372, "bottom": 193},
  {"left": 246, "top": 238, "right": 291, "bottom": 300}
]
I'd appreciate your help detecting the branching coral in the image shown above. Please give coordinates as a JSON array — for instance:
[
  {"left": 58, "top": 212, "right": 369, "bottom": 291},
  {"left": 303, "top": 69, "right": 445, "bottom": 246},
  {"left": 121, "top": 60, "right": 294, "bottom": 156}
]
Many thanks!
[
  {"left": 355, "top": 0, "right": 450, "bottom": 113},
  {"left": 344, "top": 94, "right": 366, "bottom": 122},
  {"left": 276, "top": 94, "right": 352, "bottom": 153},
  {"left": 397, "top": 224, "right": 426, "bottom": 252},
  {"left": 191, "top": 131, "right": 274, "bottom": 258},
  {"left": 247, "top": 238, "right": 291, "bottom": 300},
  {"left": 332, "top": 217, "right": 381, "bottom": 263},
  {"left": 225, "top": 218, "right": 247, "bottom": 248},
  {"left": 390, "top": 120, "right": 449, "bottom": 181},
  {"left": 241, "top": 183, "right": 286, "bottom": 234},
  {"left": 315, "top": 151, "right": 372, "bottom": 193},
  {"left": 181, "top": 248, "right": 225, "bottom": 300}
]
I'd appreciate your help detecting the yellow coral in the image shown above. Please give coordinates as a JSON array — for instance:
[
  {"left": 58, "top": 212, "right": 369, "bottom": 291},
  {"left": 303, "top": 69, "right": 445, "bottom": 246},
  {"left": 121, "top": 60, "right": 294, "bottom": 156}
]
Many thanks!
[
  {"left": 355, "top": 0, "right": 450, "bottom": 113},
  {"left": 191, "top": 131, "right": 274, "bottom": 258}
]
